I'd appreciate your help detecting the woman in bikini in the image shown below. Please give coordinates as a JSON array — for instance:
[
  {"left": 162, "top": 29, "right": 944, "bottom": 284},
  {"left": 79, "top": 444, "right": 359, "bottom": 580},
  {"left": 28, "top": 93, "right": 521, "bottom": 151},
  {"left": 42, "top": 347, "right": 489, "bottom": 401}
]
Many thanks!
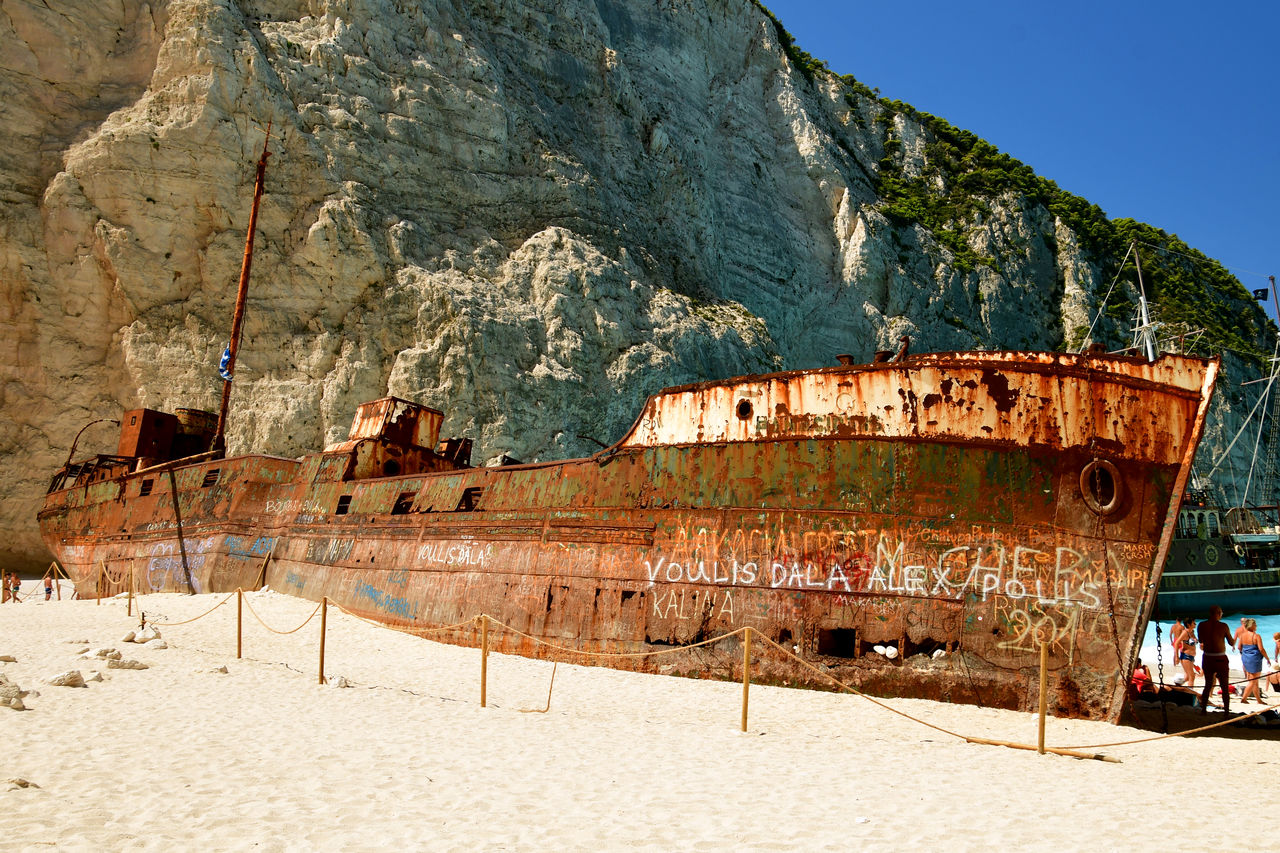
[
  {"left": 1237, "top": 618, "right": 1271, "bottom": 703},
  {"left": 1176, "top": 618, "right": 1198, "bottom": 687}
]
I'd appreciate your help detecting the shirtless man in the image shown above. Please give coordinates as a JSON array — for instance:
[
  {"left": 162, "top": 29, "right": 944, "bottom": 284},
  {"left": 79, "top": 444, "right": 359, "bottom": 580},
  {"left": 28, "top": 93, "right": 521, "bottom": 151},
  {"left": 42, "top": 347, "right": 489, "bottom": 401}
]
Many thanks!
[{"left": 1198, "top": 605, "right": 1235, "bottom": 713}]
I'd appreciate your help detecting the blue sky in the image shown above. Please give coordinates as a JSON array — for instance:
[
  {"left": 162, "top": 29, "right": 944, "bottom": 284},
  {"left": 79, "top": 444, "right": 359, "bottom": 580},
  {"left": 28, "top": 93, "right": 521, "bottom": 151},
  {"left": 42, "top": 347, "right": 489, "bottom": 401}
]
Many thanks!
[{"left": 763, "top": 1, "right": 1278, "bottom": 319}]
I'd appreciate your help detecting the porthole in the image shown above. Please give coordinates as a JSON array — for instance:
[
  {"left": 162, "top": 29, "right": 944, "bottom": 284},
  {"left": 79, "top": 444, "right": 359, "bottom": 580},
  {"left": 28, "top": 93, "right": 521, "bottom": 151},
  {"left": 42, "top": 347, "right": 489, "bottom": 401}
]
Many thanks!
[
  {"left": 735, "top": 399, "right": 753, "bottom": 421},
  {"left": 1080, "top": 459, "right": 1122, "bottom": 515}
]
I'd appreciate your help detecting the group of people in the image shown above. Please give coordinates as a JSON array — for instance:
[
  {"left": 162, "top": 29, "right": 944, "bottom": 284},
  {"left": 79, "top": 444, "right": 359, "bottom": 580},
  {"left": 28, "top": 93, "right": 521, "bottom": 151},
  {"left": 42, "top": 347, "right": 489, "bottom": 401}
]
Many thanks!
[
  {"left": 0, "top": 572, "right": 56, "bottom": 603},
  {"left": 1139, "top": 605, "right": 1280, "bottom": 713}
]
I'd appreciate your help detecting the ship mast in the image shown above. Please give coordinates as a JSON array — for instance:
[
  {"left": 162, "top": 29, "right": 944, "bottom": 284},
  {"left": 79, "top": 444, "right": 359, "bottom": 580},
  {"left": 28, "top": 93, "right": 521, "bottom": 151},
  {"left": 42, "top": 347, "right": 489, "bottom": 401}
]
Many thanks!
[
  {"left": 1130, "top": 243, "right": 1160, "bottom": 361},
  {"left": 1257, "top": 275, "right": 1280, "bottom": 519},
  {"left": 212, "top": 125, "right": 272, "bottom": 454}
]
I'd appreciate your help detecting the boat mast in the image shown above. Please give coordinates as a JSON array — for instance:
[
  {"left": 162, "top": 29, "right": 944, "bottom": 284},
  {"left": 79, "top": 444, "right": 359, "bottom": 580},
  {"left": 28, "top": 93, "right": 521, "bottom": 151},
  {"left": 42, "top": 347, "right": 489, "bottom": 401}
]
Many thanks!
[
  {"left": 1130, "top": 243, "right": 1159, "bottom": 361},
  {"left": 1258, "top": 275, "right": 1280, "bottom": 519},
  {"left": 212, "top": 125, "right": 272, "bottom": 454}
]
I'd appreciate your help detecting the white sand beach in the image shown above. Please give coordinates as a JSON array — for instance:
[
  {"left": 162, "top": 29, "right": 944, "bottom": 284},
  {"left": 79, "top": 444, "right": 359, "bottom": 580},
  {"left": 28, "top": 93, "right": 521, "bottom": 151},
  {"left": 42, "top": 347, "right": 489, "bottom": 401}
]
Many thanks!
[{"left": 1, "top": 590, "right": 1277, "bottom": 851}]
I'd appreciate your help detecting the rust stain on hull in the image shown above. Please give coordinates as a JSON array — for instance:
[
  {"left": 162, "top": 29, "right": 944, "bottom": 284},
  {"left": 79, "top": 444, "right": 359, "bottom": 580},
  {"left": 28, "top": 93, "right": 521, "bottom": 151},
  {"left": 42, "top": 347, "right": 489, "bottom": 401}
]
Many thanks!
[{"left": 38, "top": 351, "right": 1218, "bottom": 722}]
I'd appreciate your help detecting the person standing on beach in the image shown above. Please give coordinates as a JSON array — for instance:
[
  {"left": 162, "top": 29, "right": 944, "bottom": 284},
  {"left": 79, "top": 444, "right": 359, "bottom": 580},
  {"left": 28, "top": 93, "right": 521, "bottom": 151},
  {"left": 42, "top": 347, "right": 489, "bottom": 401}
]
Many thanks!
[
  {"left": 7, "top": 573, "right": 18, "bottom": 603},
  {"left": 1175, "top": 618, "right": 1198, "bottom": 687},
  {"left": 1237, "top": 619, "right": 1270, "bottom": 704},
  {"left": 43, "top": 573, "right": 53, "bottom": 601},
  {"left": 1270, "top": 632, "right": 1280, "bottom": 695},
  {"left": 1198, "top": 605, "right": 1234, "bottom": 713}
]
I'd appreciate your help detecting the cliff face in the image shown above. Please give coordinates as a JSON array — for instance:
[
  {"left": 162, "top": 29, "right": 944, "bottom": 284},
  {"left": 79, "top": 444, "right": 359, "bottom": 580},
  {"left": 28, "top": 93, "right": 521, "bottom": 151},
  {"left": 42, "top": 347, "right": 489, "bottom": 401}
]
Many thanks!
[{"left": 0, "top": 0, "right": 1269, "bottom": 568}]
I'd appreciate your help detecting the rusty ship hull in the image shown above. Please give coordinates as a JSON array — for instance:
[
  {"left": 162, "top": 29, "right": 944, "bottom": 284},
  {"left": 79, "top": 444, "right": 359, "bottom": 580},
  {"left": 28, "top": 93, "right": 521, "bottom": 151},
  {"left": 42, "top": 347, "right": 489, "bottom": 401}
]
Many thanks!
[{"left": 38, "top": 351, "right": 1217, "bottom": 721}]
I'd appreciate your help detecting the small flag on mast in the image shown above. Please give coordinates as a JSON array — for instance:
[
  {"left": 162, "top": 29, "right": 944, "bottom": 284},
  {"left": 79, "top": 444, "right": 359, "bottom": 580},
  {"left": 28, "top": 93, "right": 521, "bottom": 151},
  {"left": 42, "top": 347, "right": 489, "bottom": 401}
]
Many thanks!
[
  {"left": 218, "top": 345, "right": 233, "bottom": 381},
  {"left": 1253, "top": 288, "right": 1269, "bottom": 300}
]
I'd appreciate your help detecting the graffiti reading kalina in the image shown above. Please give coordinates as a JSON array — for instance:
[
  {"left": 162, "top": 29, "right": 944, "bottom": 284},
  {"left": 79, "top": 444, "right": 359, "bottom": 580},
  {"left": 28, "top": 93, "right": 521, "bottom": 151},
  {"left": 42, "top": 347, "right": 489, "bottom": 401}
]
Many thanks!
[
  {"left": 40, "top": 347, "right": 1217, "bottom": 722},
  {"left": 36, "top": 135, "right": 1220, "bottom": 723}
]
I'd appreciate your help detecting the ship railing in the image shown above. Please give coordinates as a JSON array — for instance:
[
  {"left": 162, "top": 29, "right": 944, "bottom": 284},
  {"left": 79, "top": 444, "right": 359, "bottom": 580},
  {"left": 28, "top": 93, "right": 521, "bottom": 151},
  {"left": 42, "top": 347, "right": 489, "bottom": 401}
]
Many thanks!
[
  {"left": 47, "top": 454, "right": 136, "bottom": 493},
  {"left": 130, "top": 449, "right": 223, "bottom": 477},
  {"left": 47, "top": 447, "right": 227, "bottom": 496}
]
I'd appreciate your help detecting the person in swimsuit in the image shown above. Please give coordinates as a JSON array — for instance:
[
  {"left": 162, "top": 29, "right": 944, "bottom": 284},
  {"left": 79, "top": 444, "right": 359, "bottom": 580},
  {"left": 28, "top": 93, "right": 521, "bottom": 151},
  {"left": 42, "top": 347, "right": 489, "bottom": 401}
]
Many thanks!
[
  {"left": 42, "top": 573, "right": 52, "bottom": 601},
  {"left": 1237, "top": 618, "right": 1271, "bottom": 704},
  {"left": 1131, "top": 659, "right": 1157, "bottom": 698},
  {"left": 1269, "top": 632, "right": 1280, "bottom": 694},
  {"left": 1198, "top": 605, "right": 1235, "bottom": 713},
  {"left": 1176, "top": 617, "right": 1198, "bottom": 687}
]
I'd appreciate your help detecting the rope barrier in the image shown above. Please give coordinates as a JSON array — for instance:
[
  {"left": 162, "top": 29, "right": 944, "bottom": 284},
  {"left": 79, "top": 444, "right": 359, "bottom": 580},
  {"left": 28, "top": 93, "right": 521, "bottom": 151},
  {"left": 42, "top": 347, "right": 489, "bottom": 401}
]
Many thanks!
[
  {"left": 48, "top": 561, "right": 67, "bottom": 600},
  {"left": 516, "top": 662, "right": 558, "bottom": 714},
  {"left": 374, "top": 611, "right": 1276, "bottom": 753},
  {"left": 1158, "top": 669, "right": 1273, "bottom": 691},
  {"left": 750, "top": 631, "right": 970, "bottom": 741},
  {"left": 94, "top": 590, "right": 1279, "bottom": 756},
  {"left": 100, "top": 564, "right": 130, "bottom": 586},
  {"left": 471, "top": 614, "right": 966, "bottom": 741},
  {"left": 484, "top": 615, "right": 748, "bottom": 659},
  {"left": 240, "top": 595, "right": 323, "bottom": 635},
  {"left": 1062, "top": 703, "right": 1278, "bottom": 750},
  {"left": 327, "top": 600, "right": 475, "bottom": 637},
  {"left": 147, "top": 591, "right": 237, "bottom": 626}
]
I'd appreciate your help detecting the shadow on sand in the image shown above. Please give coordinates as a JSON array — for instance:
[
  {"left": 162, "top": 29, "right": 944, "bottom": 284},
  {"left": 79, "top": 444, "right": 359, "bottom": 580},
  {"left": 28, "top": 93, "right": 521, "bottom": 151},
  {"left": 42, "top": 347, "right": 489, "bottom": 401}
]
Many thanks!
[{"left": 1123, "top": 690, "right": 1280, "bottom": 741}]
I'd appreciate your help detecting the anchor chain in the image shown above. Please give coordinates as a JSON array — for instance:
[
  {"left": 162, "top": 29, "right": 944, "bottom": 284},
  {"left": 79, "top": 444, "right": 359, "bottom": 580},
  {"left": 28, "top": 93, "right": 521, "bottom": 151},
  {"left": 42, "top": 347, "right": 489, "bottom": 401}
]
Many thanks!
[{"left": 1155, "top": 621, "right": 1165, "bottom": 684}]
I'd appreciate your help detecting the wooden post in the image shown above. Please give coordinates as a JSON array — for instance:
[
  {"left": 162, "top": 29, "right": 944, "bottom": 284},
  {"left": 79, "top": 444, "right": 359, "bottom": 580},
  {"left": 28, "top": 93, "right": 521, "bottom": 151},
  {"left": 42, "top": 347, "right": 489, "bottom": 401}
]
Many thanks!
[
  {"left": 236, "top": 589, "right": 243, "bottom": 659},
  {"left": 317, "top": 597, "right": 328, "bottom": 685},
  {"left": 165, "top": 467, "right": 195, "bottom": 595},
  {"left": 966, "top": 736, "right": 1119, "bottom": 763},
  {"left": 52, "top": 562, "right": 62, "bottom": 601},
  {"left": 480, "top": 615, "right": 489, "bottom": 708},
  {"left": 741, "top": 627, "right": 751, "bottom": 732},
  {"left": 1038, "top": 639, "right": 1050, "bottom": 755},
  {"left": 97, "top": 560, "right": 104, "bottom": 605},
  {"left": 255, "top": 553, "right": 270, "bottom": 591}
]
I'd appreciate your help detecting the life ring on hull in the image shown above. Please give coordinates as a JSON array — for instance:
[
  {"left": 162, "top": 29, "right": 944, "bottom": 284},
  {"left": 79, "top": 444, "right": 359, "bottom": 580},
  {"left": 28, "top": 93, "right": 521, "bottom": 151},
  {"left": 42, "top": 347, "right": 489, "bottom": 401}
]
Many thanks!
[{"left": 1080, "top": 459, "right": 1123, "bottom": 516}]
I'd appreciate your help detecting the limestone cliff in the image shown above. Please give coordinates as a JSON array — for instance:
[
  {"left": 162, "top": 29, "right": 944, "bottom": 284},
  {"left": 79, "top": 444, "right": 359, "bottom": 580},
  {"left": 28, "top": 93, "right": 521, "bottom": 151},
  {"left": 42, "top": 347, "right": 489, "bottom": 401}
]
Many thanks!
[{"left": 0, "top": 0, "right": 1271, "bottom": 569}]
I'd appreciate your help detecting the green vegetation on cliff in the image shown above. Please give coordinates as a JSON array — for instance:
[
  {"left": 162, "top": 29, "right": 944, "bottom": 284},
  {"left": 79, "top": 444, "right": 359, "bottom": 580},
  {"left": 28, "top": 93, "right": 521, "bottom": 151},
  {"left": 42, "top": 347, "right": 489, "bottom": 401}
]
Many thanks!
[
  {"left": 754, "top": 1, "right": 1273, "bottom": 366},
  {"left": 867, "top": 101, "right": 1267, "bottom": 361}
]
